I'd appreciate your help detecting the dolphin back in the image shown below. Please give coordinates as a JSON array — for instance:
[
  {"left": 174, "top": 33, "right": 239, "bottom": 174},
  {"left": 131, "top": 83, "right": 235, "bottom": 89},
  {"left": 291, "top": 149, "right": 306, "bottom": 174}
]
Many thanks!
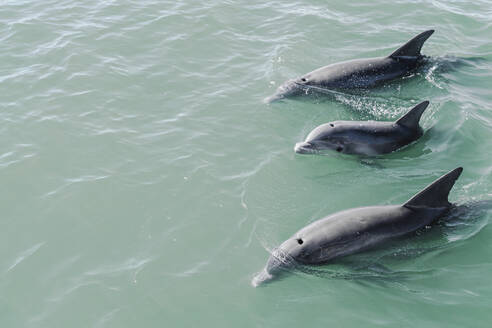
[
  {"left": 404, "top": 167, "right": 463, "bottom": 209},
  {"left": 389, "top": 29, "right": 434, "bottom": 58}
]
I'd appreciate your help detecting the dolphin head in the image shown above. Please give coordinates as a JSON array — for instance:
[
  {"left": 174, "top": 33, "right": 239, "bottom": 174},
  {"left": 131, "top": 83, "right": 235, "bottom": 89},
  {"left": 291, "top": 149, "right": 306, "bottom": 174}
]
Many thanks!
[
  {"left": 294, "top": 141, "right": 319, "bottom": 154},
  {"left": 295, "top": 122, "right": 345, "bottom": 155},
  {"left": 252, "top": 236, "right": 310, "bottom": 287},
  {"left": 264, "top": 77, "right": 309, "bottom": 103}
]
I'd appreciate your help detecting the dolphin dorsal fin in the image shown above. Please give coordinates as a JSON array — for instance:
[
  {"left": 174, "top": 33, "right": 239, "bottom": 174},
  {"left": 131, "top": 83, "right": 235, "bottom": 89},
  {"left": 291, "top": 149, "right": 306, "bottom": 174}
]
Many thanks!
[
  {"left": 389, "top": 30, "right": 434, "bottom": 58},
  {"left": 403, "top": 167, "right": 463, "bottom": 209},
  {"left": 396, "top": 101, "right": 429, "bottom": 129}
]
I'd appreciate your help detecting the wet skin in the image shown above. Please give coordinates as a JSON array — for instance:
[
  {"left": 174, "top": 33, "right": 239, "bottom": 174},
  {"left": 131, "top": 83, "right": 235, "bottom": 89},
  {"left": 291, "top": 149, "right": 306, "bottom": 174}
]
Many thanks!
[
  {"left": 265, "top": 30, "right": 435, "bottom": 103},
  {"left": 253, "top": 167, "right": 463, "bottom": 286},
  {"left": 294, "top": 120, "right": 422, "bottom": 156}
]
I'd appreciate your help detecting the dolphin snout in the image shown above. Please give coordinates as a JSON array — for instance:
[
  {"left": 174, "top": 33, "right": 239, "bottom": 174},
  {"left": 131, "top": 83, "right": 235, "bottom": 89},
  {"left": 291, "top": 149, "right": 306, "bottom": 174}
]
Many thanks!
[
  {"left": 252, "top": 268, "right": 274, "bottom": 287},
  {"left": 264, "top": 80, "right": 303, "bottom": 103},
  {"left": 263, "top": 93, "right": 284, "bottom": 103},
  {"left": 252, "top": 249, "right": 296, "bottom": 287},
  {"left": 252, "top": 256, "right": 283, "bottom": 287},
  {"left": 295, "top": 142, "right": 316, "bottom": 154}
]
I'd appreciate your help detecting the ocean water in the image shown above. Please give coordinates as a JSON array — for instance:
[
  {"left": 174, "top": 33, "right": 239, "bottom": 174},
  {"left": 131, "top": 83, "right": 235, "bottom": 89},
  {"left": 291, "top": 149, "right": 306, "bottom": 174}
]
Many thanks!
[{"left": 0, "top": 0, "right": 491, "bottom": 327}]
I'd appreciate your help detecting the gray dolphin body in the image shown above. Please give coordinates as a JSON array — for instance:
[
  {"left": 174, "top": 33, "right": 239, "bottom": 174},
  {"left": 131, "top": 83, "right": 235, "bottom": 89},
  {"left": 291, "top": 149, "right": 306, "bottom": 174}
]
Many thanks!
[
  {"left": 295, "top": 101, "right": 429, "bottom": 156},
  {"left": 265, "top": 30, "right": 434, "bottom": 103},
  {"left": 253, "top": 167, "right": 463, "bottom": 286}
]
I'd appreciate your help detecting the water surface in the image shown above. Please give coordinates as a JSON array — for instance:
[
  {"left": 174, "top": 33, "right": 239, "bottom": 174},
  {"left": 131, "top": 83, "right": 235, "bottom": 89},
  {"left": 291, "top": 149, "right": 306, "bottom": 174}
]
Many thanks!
[{"left": 0, "top": 0, "right": 491, "bottom": 327}]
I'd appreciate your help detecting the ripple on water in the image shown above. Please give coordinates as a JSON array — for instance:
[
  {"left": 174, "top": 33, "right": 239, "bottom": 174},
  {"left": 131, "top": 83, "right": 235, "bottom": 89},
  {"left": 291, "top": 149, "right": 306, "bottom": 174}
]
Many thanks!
[
  {"left": 5, "top": 242, "right": 45, "bottom": 273},
  {"left": 0, "top": 0, "right": 491, "bottom": 327}
]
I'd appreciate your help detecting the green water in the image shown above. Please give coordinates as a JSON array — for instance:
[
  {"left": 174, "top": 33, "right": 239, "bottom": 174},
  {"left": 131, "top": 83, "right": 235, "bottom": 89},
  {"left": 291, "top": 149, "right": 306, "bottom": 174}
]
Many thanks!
[{"left": 1, "top": 0, "right": 492, "bottom": 327}]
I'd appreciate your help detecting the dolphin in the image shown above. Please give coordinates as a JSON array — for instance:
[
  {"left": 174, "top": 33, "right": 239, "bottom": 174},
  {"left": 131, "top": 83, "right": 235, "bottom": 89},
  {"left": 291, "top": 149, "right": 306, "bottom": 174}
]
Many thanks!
[
  {"left": 265, "top": 30, "right": 435, "bottom": 103},
  {"left": 252, "top": 167, "right": 463, "bottom": 286},
  {"left": 294, "top": 101, "right": 429, "bottom": 156}
]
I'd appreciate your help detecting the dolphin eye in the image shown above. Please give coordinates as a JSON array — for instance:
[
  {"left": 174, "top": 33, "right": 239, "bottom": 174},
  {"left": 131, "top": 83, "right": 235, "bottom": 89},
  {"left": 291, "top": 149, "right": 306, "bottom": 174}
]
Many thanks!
[
  {"left": 297, "top": 238, "right": 303, "bottom": 245},
  {"left": 330, "top": 123, "right": 334, "bottom": 127},
  {"left": 301, "top": 78, "right": 307, "bottom": 82}
]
